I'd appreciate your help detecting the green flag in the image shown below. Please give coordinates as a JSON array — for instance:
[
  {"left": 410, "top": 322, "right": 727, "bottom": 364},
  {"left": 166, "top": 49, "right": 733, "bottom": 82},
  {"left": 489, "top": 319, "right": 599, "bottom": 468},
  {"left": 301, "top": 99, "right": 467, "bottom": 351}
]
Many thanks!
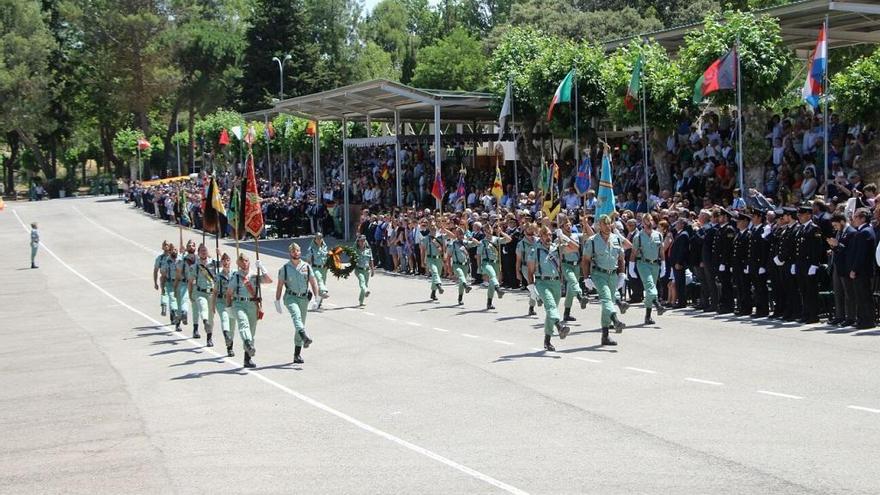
[
  {"left": 624, "top": 53, "right": 642, "bottom": 111},
  {"left": 546, "top": 69, "right": 576, "bottom": 121}
]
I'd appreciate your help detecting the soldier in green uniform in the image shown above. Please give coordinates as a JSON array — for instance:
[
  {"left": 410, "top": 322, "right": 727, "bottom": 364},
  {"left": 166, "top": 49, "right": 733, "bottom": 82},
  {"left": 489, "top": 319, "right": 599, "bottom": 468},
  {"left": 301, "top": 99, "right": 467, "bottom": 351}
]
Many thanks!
[
  {"left": 355, "top": 234, "right": 375, "bottom": 307},
  {"left": 153, "top": 241, "right": 170, "bottom": 316},
  {"left": 559, "top": 221, "right": 589, "bottom": 321},
  {"left": 225, "top": 253, "right": 272, "bottom": 368},
  {"left": 160, "top": 246, "right": 181, "bottom": 330},
  {"left": 582, "top": 215, "right": 627, "bottom": 346},
  {"left": 213, "top": 252, "right": 236, "bottom": 357},
  {"left": 527, "top": 226, "right": 572, "bottom": 351},
  {"left": 422, "top": 223, "right": 446, "bottom": 301},
  {"left": 516, "top": 224, "right": 541, "bottom": 316},
  {"left": 173, "top": 240, "right": 197, "bottom": 327},
  {"left": 275, "top": 242, "right": 320, "bottom": 364},
  {"left": 30, "top": 222, "right": 40, "bottom": 269},
  {"left": 442, "top": 226, "right": 476, "bottom": 305},
  {"left": 477, "top": 222, "right": 511, "bottom": 310},
  {"left": 305, "top": 233, "right": 330, "bottom": 308},
  {"left": 629, "top": 216, "right": 666, "bottom": 324},
  {"left": 187, "top": 244, "right": 215, "bottom": 344}
]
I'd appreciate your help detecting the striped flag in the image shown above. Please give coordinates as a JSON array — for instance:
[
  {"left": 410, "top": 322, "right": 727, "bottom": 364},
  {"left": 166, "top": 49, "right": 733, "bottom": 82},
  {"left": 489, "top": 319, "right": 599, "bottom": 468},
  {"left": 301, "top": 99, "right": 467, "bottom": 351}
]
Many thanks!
[
  {"left": 802, "top": 23, "right": 827, "bottom": 108},
  {"left": 547, "top": 69, "right": 576, "bottom": 121},
  {"left": 456, "top": 171, "right": 466, "bottom": 202}
]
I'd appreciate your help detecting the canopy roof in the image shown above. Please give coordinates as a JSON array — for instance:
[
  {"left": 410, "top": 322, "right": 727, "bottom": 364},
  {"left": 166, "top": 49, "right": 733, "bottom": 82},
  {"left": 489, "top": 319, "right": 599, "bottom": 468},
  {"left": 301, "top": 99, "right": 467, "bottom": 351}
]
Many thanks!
[
  {"left": 271, "top": 79, "right": 498, "bottom": 123},
  {"left": 604, "top": 0, "right": 880, "bottom": 58}
]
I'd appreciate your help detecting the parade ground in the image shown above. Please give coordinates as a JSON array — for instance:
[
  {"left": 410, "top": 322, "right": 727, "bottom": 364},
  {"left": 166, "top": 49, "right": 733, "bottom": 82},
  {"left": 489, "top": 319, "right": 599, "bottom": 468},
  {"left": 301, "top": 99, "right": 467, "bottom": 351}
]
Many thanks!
[{"left": 2, "top": 196, "right": 880, "bottom": 495}]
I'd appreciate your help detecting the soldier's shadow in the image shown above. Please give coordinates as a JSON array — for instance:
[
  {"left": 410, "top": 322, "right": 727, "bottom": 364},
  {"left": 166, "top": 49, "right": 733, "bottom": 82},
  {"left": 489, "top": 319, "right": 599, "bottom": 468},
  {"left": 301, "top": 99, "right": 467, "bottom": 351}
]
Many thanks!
[
  {"left": 171, "top": 368, "right": 248, "bottom": 380},
  {"left": 492, "top": 350, "right": 562, "bottom": 363},
  {"left": 556, "top": 345, "right": 618, "bottom": 354}
]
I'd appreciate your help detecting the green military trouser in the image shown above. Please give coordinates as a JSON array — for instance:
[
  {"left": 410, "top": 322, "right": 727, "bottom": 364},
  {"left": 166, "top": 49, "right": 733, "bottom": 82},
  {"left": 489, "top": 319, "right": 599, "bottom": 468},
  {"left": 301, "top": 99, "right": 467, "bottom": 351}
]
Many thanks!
[
  {"left": 637, "top": 261, "right": 660, "bottom": 308},
  {"left": 452, "top": 263, "right": 469, "bottom": 295},
  {"left": 283, "top": 293, "right": 309, "bottom": 346},
  {"left": 164, "top": 282, "right": 179, "bottom": 314},
  {"left": 176, "top": 285, "right": 190, "bottom": 317},
  {"left": 592, "top": 270, "right": 618, "bottom": 328},
  {"left": 30, "top": 243, "right": 38, "bottom": 264},
  {"left": 482, "top": 261, "right": 499, "bottom": 299},
  {"left": 427, "top": 257, "right": 442, "bottom": 287},
  {"left": 232, "top": 300, "right": 258, "bottom": 346},
  {"left": 562, "top": 263, "right": 582, "bottom": 310},
  {"left": 192, "top": 288, "right": 213, "bottom": 328},
  {"left": 215, "top": 300, "right": 234, "bottom": 343},
  {"left": 314, "top": 266, "right": 328, "bottom": 294},
  {"left": 536, "top": 279, "right": 562, "bottom": 336},
  {"left": 356, "top": 268, "right": 370, "bottom": 304},
  {"left": 160, "top": 286, "right": 169, "bottom": 310}
]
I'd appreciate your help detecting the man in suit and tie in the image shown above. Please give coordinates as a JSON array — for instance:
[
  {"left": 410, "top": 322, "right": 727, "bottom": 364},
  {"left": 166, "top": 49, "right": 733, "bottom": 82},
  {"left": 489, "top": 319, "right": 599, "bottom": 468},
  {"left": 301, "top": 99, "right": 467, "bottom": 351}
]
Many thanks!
[
  {"left": 848, "top": 208, "right": 876, "bottom": 330},
  {"left": 670, "top": 217, "right": 691, "bottom": 309},
  {"left": 827, "top": 212, "right": 856, "bottom": 326}
]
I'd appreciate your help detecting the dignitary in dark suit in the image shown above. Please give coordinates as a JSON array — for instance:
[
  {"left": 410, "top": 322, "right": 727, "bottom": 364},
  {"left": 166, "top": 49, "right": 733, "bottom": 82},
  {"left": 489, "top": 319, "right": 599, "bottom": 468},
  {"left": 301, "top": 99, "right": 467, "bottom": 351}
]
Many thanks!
[
  {"left": 827, "top": 212, "right": 856, "bottom": 326},
  {"left": 848, "top": 208, "right": 876, "bottom": 329},
  {"left": 670, "top": 217, "right": 691, "bottom": 309}
]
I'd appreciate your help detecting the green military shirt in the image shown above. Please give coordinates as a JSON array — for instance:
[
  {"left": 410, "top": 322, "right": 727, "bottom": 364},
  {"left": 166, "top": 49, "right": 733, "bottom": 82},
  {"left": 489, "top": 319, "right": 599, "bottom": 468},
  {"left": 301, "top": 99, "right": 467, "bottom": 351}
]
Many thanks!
[
  {"left": 278, "top": 261, "right": 312, "bottom": 295},
  {"left": 189, "top": 258, "right": 216, "bottom": 291},
  {"left": 633, "top": 230, "right": 662, "bottom": 261},
  {"left": 306, "top": 242, "right": 328, "bottom": 268},
  {"left": 449, "top": 239, "right": 472, "bottom": 265},
  {"left": 516, "top": 238, "right": 536, "bottom": 269},
  {"left": 215, "top": 269, "right": 232, "bottom": 300},
  {"left": 154, "top": 253, "right": 167, "bottom": 271},
  {"left": 356, "top": 245, "right": 373, "bottom": 269},
  {"left": 422, "top": 234, "right": 445, "bottom": 258},
  {"left": 228, "top": 271, "right": 259, "bottom": 301},
  {"left": 478, "top": 235, "right": 508, "bottom": 263},
  {"left": 161, "top": 256, "right": 178, "bottom": 283},
  {"left": 560, "top": 233, "right": 581, "bottom": 264},
  {"left": 582, "top": 233, "right": 624, "bottom": 271},
  {"left": 528, "top": 242, "right": 561, "bottom": 279}
]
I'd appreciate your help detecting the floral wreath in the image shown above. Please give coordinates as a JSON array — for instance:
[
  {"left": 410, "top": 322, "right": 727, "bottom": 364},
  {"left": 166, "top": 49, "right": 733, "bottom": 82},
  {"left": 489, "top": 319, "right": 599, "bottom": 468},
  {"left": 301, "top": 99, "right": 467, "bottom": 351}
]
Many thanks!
[{"left": 325, "top": 244, "right": 359, "bottom": 279}]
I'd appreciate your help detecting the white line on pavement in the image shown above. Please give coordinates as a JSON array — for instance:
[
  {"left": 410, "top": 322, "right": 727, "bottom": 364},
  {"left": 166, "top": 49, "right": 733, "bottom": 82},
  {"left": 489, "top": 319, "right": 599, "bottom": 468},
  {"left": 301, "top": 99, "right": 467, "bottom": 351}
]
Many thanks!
[
  {"left": 11, "top": 209, "right": 530, "bottom": 495},
  {"left": 847, "top": 405, "right": 880, "bottom": 414},
  {"left": 572, "top": 356, "right": 602, "bottom": 363},
  {"left": 432, "top": 327, "right": 449, "bottom": 332},
  {"left": 685, "top": 378, "right": 724, "bottom": 386},
  {"left": 74, "top": 206, "right": 158, "bottom": 254},
  {"left": 624, "top": 367, "right": 658, "bottom": 374},
  {"left": 406, "top": 322, "right": 422, "bottom": 327},
  {"left": 384, "top": 317, "right": 398, "bottom": 322},
  {"left": 757, "top": 390, "right": 804, "bottom": 400},
  {"left": 493, "top": 340, "right": 514, "bottom": 346},
  {"left": 364, "top": 311, "right": 375, "bottom": 316},
  {"left": 461, "top": 333, "right": 479, "bottom": 339}
]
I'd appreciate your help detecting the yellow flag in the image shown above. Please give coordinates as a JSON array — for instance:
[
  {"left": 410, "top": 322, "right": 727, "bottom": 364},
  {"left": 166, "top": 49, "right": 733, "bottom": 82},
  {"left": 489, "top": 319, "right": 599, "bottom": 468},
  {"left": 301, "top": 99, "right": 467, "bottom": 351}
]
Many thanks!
[{"left": 491, "top": 165, "right": 503, "bottom": 201}]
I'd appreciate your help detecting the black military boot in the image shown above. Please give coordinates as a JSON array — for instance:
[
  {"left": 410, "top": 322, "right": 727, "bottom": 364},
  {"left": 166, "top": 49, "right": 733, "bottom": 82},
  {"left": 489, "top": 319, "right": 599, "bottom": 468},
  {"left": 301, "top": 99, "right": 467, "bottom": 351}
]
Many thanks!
[
  {"left": 293, "top": 346, "right": 304, "bottom": 364},
  {"left": 206, "top": 330, "right": 214, "bottom": 347},
  {"left": 430, "top": 289, "right": 437, "bottom": 301},
  {"left": 243, "top": 354, "right": 256, "bottom": 368},
  {"left": 555, "top": 321, "right": 570, "bottom": 340},
  {"left": 298, "top": 329, "right": 313, "bottom": 348},
  {"left": 645, "top": 307, "right": 655, "bottom": 325},
  {"left": 496, "top": 287, "right": 504, "bottom": 299},
  {"left": 161, "top": 304, "right": 167, "bottom": 317},
  {"left": 244, "top": 340, "right": 256, "bottom": 358},
  {"left": 457, "top": 294, "right": 463, "bottom": 306},
  {"left": 436, "top": 283, "right": 444, "bottom": 294},
  {"left": 528, "top": 305, "right": 536, "bottom": 316},
  {"left": 563, "top": 307, "right": 576, "bottom": 322},
  {"left": 617, "top": 300, "right": 630, "bottom": 314},
  {"left": 601, "top": 327, "right": 617, "bottom": 346},
  {"left": 654, "top": 300, "right": 666, "bottom": 316},
  {"left": 578, "top": 294, "right": 588, "bottom": 310},
  {"left": 223, "top": 333, "right": 234, "bottom": 356},
  {"left": 544, "top": 334, "right": 556, "bottom": 352},
  {"left": 611, "top": 314, "right": 626, "bottom": 333},
  {"left": 464, "top": 284, "right": 472, "bottom": 294},
  {"left": 487, "top": 299, "right": 495, "bottom": 310},
  {"left": 192, "top": 323, "right": 200, "bottom": 339}
]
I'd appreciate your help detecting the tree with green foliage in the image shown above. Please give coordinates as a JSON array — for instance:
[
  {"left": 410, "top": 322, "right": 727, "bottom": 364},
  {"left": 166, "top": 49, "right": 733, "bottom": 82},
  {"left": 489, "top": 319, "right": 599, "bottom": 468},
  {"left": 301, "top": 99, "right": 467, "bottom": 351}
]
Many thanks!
[
  {"left": 411, "top": 28, "right": 487, "bottom": 90},
  {"left": 352, "top": 42, "right": 402, "bottom": 82},
  {"left": 832, "top": 47, "right": 880, "bottom": 127},
  {"left": 505, "top": 0, "right": 662, "bottom": 42}
]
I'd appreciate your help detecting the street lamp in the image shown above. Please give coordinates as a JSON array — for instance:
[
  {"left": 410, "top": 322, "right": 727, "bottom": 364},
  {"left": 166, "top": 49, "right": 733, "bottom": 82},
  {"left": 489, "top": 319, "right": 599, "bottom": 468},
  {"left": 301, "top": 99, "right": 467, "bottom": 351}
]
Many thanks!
[{"left": 272, "top": 54, "right": 292, "bottom": 99}]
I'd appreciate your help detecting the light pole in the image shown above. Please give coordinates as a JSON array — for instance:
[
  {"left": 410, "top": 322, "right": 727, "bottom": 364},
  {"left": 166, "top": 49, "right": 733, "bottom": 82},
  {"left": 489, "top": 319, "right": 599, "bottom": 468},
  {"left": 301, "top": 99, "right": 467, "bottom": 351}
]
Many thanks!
[{"left": 272, "top": 54, "right": 292, "bottom": 99}]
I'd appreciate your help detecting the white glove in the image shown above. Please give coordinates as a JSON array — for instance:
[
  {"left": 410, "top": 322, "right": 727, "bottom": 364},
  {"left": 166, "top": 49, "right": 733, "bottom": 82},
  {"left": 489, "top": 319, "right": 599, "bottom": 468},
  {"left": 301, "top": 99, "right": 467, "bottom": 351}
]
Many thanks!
[
  {"left": 256, "top": 259, "right": 266, "bottom": 273},
  {"left": 308, "top": 299, "right": 319, "bottom": 311},
  {"left": 660, "top": 261, "right": 667, "bottom": 278},
  {"left": 617, "top": 273, "right": 626, "bottom": 290},
  {"left": 274, "top": 299, "right": 283, "bottom": 314},
  {"left": 719, "top": 264, "right": 726, "bottom": 272},
  {"left": 628, "top": 262, "right": 637, "bottom": 278},
  {"left": 808, "top": 265, "right": 817, "bottom": 276},
  {"left": 527, "top": 283, "right": 539, "bottom": 300},
  {"left": 790, "top": 265, "right": 796, "bottom": 275},
  {"left": 585, "top": 278, "right": 596, "bottom": 291},
  {"left": 773, "top": 256, "right": 783, "bottom": 266},
  {"left": 758, "top": 267, "right": 766, "bottom": 275},
  {"left": 744, "top": 266, "right": 749, "bottom": 274}
]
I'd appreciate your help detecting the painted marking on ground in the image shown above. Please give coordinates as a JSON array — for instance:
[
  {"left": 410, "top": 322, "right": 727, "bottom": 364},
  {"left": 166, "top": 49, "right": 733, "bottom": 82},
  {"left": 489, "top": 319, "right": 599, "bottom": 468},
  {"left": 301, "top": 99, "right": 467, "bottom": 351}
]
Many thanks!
[
  {"left": 364, "top": 311, "right": 375, "bottom": 316},
  {"left": 757, "top": 390, "right": 804, "bottom": 400},
  {"left": 624, "top": 366, "right": 658, "bottom": 374},
  {"left": 74, "top": 206, "right": 158, "bottom": 254},
  {"left": 847, "top": 405, "right": 880, "bottom": 414},
  {"left": 685, "top": 378, "right": 723, "bottom": 386},
  {"left": 324, "top": 302, "right": 339, "bottom": 307},
  {"left": 572, "top": 356, "right": 602, "bottom": 363},
  {"left": 406, "top": 321, "right": 422, "bottom": 327},
  {"left": 461, "top": 333, "right": 480, "bottom": 339},
  {"left": 432, "top": 327, "right": 449, "bottom": 333},
  {"left": 493, "top": 340, "right": 514, "bottom": 346},
  {"left": 384, "top": 317, "right": 398, "bottom": 322},
  {"left": 11, "top": 208, "right": 530, "bottom": 495}
]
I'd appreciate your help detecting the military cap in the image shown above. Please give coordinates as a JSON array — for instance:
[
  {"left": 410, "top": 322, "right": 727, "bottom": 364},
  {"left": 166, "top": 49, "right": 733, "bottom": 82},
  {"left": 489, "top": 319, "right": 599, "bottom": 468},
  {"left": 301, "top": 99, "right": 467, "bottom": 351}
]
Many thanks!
[
  {"left": 781, "top": 206, "right": 798, "bottom": 216},
  {"left": 798, "top": 204, "right": 813, "bottom": 214}
]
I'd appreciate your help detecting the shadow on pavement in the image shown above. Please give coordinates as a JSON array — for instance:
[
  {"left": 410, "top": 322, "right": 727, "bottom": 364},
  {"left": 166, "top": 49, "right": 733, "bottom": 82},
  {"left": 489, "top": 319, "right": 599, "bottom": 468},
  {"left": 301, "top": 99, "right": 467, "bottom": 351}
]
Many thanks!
[
  {"left": 492, "top": 350, "right": 562, "bottom": 363},
  {"left": 169, "top": 356, "right": 227, "bottom": 367},
  {"left": 556, "top": 345, "right": 617, "bottom": 354},
  {"left": 150, "top": 347, "right": 203, "bottom": 356},
  {"left": 171, "top": 368, "right": 248, "bottom": 380}
]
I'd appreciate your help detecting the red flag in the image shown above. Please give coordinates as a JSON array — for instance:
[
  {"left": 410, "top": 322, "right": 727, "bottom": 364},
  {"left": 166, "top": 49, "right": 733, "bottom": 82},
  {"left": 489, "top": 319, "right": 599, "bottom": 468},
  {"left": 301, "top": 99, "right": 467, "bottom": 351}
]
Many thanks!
[
  {"left": 431, "top": 166, "right": 445, "bottom": 203},
  {"left": 694, "top": 48, "right": 737, "bottom": 104},
  {"left": 219, "top": 128, "right": 230, "bottom": 146},
  {"left": 305, "top": 120, "right": 317, "bottom": 137},
  {"left": 243, "top": 153, "right": 264, "bottom": 237},
  {"left": 137, "top": 138, "right": 151, "bottom": 151}
]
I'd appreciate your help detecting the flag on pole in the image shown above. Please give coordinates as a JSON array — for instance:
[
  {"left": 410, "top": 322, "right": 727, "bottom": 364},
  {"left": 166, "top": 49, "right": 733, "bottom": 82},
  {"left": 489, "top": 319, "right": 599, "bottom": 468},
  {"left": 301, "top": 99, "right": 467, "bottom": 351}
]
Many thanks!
[
  {"left": 178, "top": 189, "right": 190, "bottom": 225},
  {"left": 230, "top": 126, "right": 243, "bottom": 141},
  {"left": 542, "top": 195, "right": 561, "bottom": 220},
  {"left": 498, "top": 81, "right": 512, "bottom": 140},
  {"left": 539, "top": 163, "right": 548, "bottom": 193},
  {"left": 596, "top": 152, "right": 616, "bottom": 218},
  {"left": 546, "top": 69, "right": 576, "bottom": 121},
  {"left": 227, "top": 180, "right": 244, "bottom": 240},
  {"left": 575, "top": 155, "right": 592, "bottom": 195},
  {"left": 202, "top": 176, "right": 227, "bottom": 234},
  {"left": 137, "top": 138, "right": 151, "bottom": 150},
  {"left": 244, "top": 125, "right": 256, "bottom": 146},
  {"left": 305, "top": 120, "right": 317, "bottom": 137},
  {"left": 693, "top": 48, "right": 738, "bottom": 104},
  {"left": 265, "top": 122, "right": 276, "bottom": 141},
  {"left": 380, "top": 162, "right": 391, "bottom": 181},
  {"left": 552, "top": 161, "right": 560, "bottom": 181},
  {"left": 431, "top": 166, "right": 445, "bottom": 203},
  {"left": 491, "top": 165, "right": 503, "bottom": 201},
  {"left": 243, "top": 153, "right": 264, "bottom": 237},
  {"left": 219, "top": 128, "right": 230, "bottom": 146},
  {"left": 802, "top": 23, "right": 827, "bottom": 108},
  {"left": 456, "top": 171, "right": 466, "bottom": 201},
  {"left": 624, "top": 53, "right": 643, "bottom": 111}
]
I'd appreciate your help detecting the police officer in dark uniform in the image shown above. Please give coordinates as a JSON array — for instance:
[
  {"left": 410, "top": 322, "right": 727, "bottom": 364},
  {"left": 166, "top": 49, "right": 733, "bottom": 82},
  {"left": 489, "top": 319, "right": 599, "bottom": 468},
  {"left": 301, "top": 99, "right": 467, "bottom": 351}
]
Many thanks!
[
  {"left": 748, "top": 208, "right": 771, "bottom": 317},
  {"left": 769, "top": 208, "right": 791, "bottom": 319},
  {"left": 700, "top": 210, "right": 719, "bottom": 312},
  {"left": 794, "top": 204, "right": 824, "bottom": 324},
  {"left": 775, "top": 207, "right": 802, "bottom": 321},
  {"left": 848, "top": 208, "right": 876, "bottom": 329},
  {"left": 713, "top": 209, "right": 737, "bottom": 314},
  {"left": 732, "top": 212, "right": 753, "bottom": 316}
]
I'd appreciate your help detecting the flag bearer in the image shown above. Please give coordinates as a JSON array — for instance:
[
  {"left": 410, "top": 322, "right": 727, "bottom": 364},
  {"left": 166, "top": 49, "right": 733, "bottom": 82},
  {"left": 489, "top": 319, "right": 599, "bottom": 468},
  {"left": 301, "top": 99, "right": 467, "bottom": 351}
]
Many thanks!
[
  {"left": 225, "top": 253, "right": 272, "bottom": 368},
  {"left": 582, "top": 215, "right": 627, "bottom": 346}
]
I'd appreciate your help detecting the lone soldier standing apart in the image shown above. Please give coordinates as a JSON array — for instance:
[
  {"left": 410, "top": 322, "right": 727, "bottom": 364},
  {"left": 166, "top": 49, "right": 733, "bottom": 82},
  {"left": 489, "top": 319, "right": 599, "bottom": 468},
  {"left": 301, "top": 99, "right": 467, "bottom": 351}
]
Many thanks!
[
  {"left": 305, "top": 233, "right": 330, "bottom": 308},
  {"left": 477, "top": 223, "right": 511, "bottom": 310},
  {"left": 30, "top": 222, "right": 40, "bottom": 269},
  {"left": 422, "top": 222, "right": 446, "bottom": 301},
  {"left": 582, "top": 214, "right": 627, "bottom": 346},
  {"left": 213, "top": 252, "right": 237, "bottom": 357},
  {"left": 527, "top": 226, "right": 571, "bottom": 351},
  {"left": 355, "top": 234, "right": 374, "bottom": 307},
  {"left": 153, "top": 240, "right": 170, "bottom": 315},
  {"left": 225, "top": 253, "right": 272, "bottom": 368},
  {"left": 187, "top": 244, "right": 215, "bottom": 344},
  {"left": 275, "top": 242, "right": 318, "bottom": 364},
  {"left": 630, "top": 215, "right": 666, "bottom": 325}
]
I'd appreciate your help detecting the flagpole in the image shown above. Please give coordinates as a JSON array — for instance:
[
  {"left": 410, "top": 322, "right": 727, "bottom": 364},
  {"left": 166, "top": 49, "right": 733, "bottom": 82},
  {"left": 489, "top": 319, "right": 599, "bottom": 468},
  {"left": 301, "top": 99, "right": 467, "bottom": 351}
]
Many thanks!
[
  {"left": 511, "top": 78, "right": 519, "bottom": 198},
  {"left": 574, "top": 67, "right": 580, "bottom": 174},
  {"left": 823, "top": 16, "right": 830, "bottom": 186},
  {"left": 136, "top": 146, "right": 142, "bottom": 181},
  {"left": 640, "top": 45, "right": 650, "bottom": 208},
  {"left": 735, "top": 36, "right": 745, "bottom": 196},
  {"left": 264, "top": 114, "right": 272, "bottom": 187}
]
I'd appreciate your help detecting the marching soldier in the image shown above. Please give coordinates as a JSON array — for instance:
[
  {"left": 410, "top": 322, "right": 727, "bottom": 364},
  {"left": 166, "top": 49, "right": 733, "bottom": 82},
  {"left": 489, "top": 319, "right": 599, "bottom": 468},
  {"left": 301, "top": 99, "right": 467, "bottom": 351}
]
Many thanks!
[
  {"left": 275, "top": 242, "right": 319, "bottom": 364},
  {"left": 795, "top": 204, "right": 824, "bottom": 324},
  {"left": 559, "top": 220, "right": 588, "bottom": 322},
  {"left": 443, "top": 226, "right": 475, "bottom": 305},
  {"left": 161, "top": 245, "right": 181, "bottom": 330},
  {"left": 477, "top": 222, "right": 511, "bottom": 310},
  {"left": 187, "top": 244, "right": 216, "bottom": 344},
  {"left": 732, "top": 212, "right": 753, "bottom": 316},
  {"left": 630, "top": 215, "right": 666, "bottom": 325},
  {"left": 582, "top": 215, "right": 627, "bottom": 346},
  {"left": 527, "top": 226, "right": 571, "bottom": 351},
  {"left": 30, "top": 222, "right": 39, "bottom": 269},
  {"left": 213, "top": 252, "right": 237, "bottom": 357},
  {"left": 748, "top": 209, "right": 771, "bottom": 317},
  {"left": 355, "top": 234, "right": 374, "bottom": 307},
  {"left": 174, "top": 240, "right": 197, "bottom": 327},
  {"left": 305, "top": 233, "right": 330, "bottom": 308},
  {"left": 516, "top": 224, "right": 541, "bottom": 316},
  {"left": 225, "top": 253, "right": 272, "bottom": 368},
  {"left": 153, "top": 241, "right": 170, "bottom": 316},
  {"left": 713, "top": 209, "right": 737, "bottom": 314},
  {"left": 422, "top": 223, "right": 446, "bottom": 301}
]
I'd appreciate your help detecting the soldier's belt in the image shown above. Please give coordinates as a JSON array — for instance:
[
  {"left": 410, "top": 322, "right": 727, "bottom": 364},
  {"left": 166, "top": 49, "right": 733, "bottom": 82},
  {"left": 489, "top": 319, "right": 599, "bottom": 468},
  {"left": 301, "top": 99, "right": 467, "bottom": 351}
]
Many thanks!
[
  {"left": 537, "top": 275, "right": 559, "bottom": 281},
  {"left": 195, "top": 287, "right": 212, "bottom": 294},
  {"left": 453, "top": 262, "right": 468, "bottom": 267},
  {"left": 232, "top": 296, "right": 258, "bottom": 302},
  {"left": 592, "top": 265, "right": 616, "bottom": 275},
  {"left": 286, "top": 291, "right": 308, "bottom": 298},
  {"left": 427, "top": 255, "right": 442, "bottom": 259},
  {"left": 562, "top": 261, "right": 579, "bottom": 267},
  {"left": 638, "top": 258, "right": 660, "bottom": 264}
]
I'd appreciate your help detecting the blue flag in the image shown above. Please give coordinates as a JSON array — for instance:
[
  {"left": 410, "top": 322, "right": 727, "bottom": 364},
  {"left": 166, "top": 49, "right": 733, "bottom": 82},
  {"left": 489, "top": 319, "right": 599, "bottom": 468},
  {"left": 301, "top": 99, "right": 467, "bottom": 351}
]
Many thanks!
[
  {"left": 596, "top": 153, "right": 616, "bottom": 218},
  {"left": 574, "top": 156, "right": 591, "bottom": 195}
]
